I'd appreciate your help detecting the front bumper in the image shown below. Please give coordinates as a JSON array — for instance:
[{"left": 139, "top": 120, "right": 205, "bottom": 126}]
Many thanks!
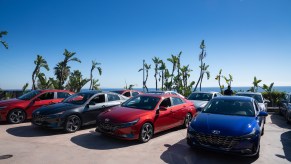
[
  {"left": 31, "top": 114, "right": 65, "bottom": 129},
  {"left": 186, "top": 131, "right": 260, "bottom": 156},
  {"left": 95, "top": 122, "right": 139, "bottom": 140}
]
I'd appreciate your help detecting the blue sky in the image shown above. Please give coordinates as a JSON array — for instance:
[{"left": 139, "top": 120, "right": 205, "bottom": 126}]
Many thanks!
[{"left": 0, "top": 0, "right": 291, "bottom": 89}]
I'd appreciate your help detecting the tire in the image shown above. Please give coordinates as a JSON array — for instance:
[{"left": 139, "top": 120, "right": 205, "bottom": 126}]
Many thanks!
[
  {"left": 7, "top": 109, "right": 26, "bottom": 124},
  {"left": 261, "top": 126, "right": 264, "bottom": 136},
  {"left": 139, "top": 123, "right": 153, "bottom": 143},
  {"left": 64, "top": 115, "right": 81, "bottom": 133},
  {"left": 182, "top": 113, "right": 192, "bottom": 128}
]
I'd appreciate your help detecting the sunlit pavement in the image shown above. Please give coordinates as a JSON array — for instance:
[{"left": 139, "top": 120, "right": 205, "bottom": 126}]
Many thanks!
[{"left": 0, "top": 113, "right": 290, "bottom": 164}]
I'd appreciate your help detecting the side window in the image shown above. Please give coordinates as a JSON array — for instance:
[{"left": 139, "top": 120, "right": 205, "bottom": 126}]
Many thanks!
[
  {"left": 57, "top": 92, "right": 71, "bottom": 99},
  {"left": 91, "top": 94, "right": 105, "bottom": 103},
  {"left": 160, "top": 98, "right": 171, "bottom": 107},
  {"left": 38, "top": 92, "right": 54, "bottom": 100},
  {"left": 132, "top": 92, "right": 139, "bottom": 97},
  {"left": 107, "top": 94, "right": 120, "bottom": 101},
  {"left": 123, "top": 92, "right": 131, "bottom": 97},
  {"left": 172, "top": 97, "right": 184, "bottom": 106}
]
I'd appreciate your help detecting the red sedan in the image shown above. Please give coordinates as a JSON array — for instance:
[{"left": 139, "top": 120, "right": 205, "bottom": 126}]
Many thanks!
[
  {"left": 96, "top": 94, "right": 197, "bottom": 142},
  {"left": 0, "top": 89, "right": 74, "bottom": 124}
]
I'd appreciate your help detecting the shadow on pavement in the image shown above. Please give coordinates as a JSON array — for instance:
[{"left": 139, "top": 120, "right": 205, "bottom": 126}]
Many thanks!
[
  {"left": 71, "top": 131, "right": 139, "bottom": 150},
  {"left": 270, "top": 113, "right": 291, "bottom": 129},
  {"left": 278, "top": 131, "right": 291, "bottom": 162},
  {"left": 160, "top": 139, "right": 257, "bottom": 164},
  {"left": 6, "top": 124, "right": 96, "bottom": 137}
]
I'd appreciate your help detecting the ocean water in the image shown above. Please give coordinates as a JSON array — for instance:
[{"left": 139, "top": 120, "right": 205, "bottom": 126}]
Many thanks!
[{"left": 99, "top": 86, "right": 291, "bottom": 93}]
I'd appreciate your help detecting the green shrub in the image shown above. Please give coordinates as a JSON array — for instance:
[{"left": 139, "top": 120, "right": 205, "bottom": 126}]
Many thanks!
[{"left": 262, "top": 91, "right": 286, "bottom": 107}]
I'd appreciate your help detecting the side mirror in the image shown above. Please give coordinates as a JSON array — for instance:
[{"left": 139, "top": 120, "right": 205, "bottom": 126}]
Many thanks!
[
  {"left": 264, "top": 99, "right": 270, "bottom": 103},
  {"left": 158, "top": 106, "right": 167, "bottom": 111},
  {"left": 258, "top": 111, "right": 268, "bottom": 117}
]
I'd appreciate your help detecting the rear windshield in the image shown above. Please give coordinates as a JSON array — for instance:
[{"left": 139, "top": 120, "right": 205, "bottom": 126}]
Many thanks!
[
  {"left": 188, "top": 93, "right": 212, "bottom": 101},
  {"left": 236, "top": 94, "right": 263, "bottom": 103}
]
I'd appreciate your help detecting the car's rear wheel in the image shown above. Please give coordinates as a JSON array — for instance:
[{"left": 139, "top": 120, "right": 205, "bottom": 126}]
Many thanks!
[
  {"left": 64, "top": 115, "right": 81, "bottom": 133},
  {"left": 183, "top": 113, "right": 192, "bottom": 128},
  {"left": 7, "top": 109, "right": 26, "bottom": 124},
  {"left": 139, "top": 123, "right": 153, "bottom": 143}
]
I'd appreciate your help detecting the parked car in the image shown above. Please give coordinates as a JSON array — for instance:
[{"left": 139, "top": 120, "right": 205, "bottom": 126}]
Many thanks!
[
  {"left": 96, "top": 94, "right": 196, "bottom": 142},
  {"left": 32, "top": 91, "right": 128, "bottom": 132},
  {"left": 0, "top": 90, "right": 74, "bottom": 124},
  {"left": 111, "top": 90, "right": 143, "bottom": 98},
  {"left": 280, "top": 93, "right": 291, "bottom": 123},
  {"left": 187, "top": 96, "right": 268, "bottom": 158},
  {"left": 235, "top": 92, "right": 269, "bottom": 112},
  {"left": 187, "top": 92, "right": 222, "bottom": 111},
  {"left": 236, "top": 92, "right": 269, "bottom": 124},
  {"left": 146, "top": 91, "right": 185, "bottom": 99}
]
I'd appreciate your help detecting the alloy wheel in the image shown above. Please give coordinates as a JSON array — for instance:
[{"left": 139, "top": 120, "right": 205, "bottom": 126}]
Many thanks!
[
  {"left": 8, "top": 109, "right": 25, "bottom": 124},
  {"left": 184, "top": 113, "right": 192, "bottom": 128},
  {"left": 140, "top": 123, "right": 153, "bottom": 143},
  {"left": 65, "top": 115, "right": 81, "bottom": 133}
]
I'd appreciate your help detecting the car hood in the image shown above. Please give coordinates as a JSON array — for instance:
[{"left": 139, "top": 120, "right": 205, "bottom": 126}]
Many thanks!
[
  {"left": 34, "top": 103, "right": 80, "bottom": 115},
  {"left": 188, "top": 100, "right": 208, "bottom": 108},
  {"left": 190, "top": 113, "right": 256, "bottom": 136},
  {"left": 98, "top": 106, "right": 150, "bottom": 123},
  {"left": 0, "top": 98, "right": 25, "bottom": 106}
]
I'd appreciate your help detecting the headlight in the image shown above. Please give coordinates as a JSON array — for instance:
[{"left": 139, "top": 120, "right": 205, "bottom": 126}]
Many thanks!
[
  {"left": 0, "top": 106, "right": 7, "bottom": 110},
  {"left": 119, "top": 119, "right": 139, "bottom": 128},
  {"left": 241, "top": 128, "right": 256, "bottom": 139}
]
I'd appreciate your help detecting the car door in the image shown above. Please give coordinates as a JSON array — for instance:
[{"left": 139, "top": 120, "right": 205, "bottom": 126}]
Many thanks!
[
  {"left": 82, "top": 94, "right": 107, "bottom": 125},
  {"left": 254, "top": 101, "right": 264, "bottom": 127},
  {"left": 154, "top": 98, "right": 173, "bottom": 132},
  {"left": 26, "top": 92, "right": 55, "bottom": 118},
  {"left": 170, "top": 97, "right": 188, "bottom": 127}
]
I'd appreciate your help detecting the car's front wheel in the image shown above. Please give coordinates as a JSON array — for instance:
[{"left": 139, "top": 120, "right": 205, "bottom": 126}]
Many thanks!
[
  {"left": 139, "top": 123, "right": 153, "bottom": 143},
  {"left": 7, "top": 109, "right": 26, "bottom": 124},
  {"left": 183, "top": 113, "right": 192, "bottom": 128},
  {"left": 64, "top": 115, "right": 81, "bottom": 133}
]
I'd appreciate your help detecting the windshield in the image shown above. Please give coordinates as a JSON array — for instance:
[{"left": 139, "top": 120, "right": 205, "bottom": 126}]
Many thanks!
[
  {"left": 202, "top": 99, "right": 255, "bottom": 117},
  {"left": 188, "top": 93, "right": 212, "bottom": 101},
  {"left": 63, "top": 92, "right": 95, "bottom": 105},
  {"left": 236, "top": 94, "right": 263, "bottom": 103},
  {"left": 122, "top": 96, "right": 160, "bottom": 110},
  {"left": 18, "top": 90, "right": 41, "bottom": 100}
]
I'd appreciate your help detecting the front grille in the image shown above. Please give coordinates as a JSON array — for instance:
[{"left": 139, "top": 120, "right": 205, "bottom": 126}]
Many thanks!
[
  {"left": 193, "top": 132, "right": 241, "bottom": 149},
  {"left": 32, "top": 114, "right": 46, "bottom": 124},
  {"left": 97, "top": 121, "right": 118, "bottom": 133}
]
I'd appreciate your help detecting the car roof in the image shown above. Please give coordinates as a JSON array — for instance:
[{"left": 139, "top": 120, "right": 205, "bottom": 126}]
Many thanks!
[
  {"left": 39, "top": 89, "right": 73, "bottom": 93},
  {"left": 140, "top": 93, "right": 181, "bottom": 99},
  {"left": 236, "top": 92, "right": 262, "bottom": 95},
  {"left": 190, "top": 91, "right": 218, "bottom": 94},
  {"left": 213, "top": 96, "right": 254, "bottom": 101}
]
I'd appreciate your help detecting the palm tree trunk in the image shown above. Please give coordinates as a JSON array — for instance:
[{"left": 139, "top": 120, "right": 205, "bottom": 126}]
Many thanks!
[{"left": 161, "top": 71, "right": 164, "bottom": 91}]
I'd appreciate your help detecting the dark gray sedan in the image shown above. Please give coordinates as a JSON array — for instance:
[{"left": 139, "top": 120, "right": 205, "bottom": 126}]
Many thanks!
[{"left": 32, "top": 90, "right": 128, "bottom": 132}]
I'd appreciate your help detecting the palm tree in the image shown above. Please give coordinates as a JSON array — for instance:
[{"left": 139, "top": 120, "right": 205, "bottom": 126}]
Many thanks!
[
  {"left": 262, "top": 82, "right": 274, "bottom": 106},
  {"left": 179, "top": 65, "right": 195, "bottom": 96},
  {"left": 54, "top": 49, "right": 81, "bottom": 89},
  {"left": 163, "top": 69, "right": 171, "bottom": 90},
  {"left": 175, "top": 52, "right": 182, "bottom": 93},
  {"left": 89, "top": 60, "right": 102, "bottom": 90},
  {"left": 223, "top": 74, "right": 233, "bottom": 88},
  {"left": 32, "top": 55, "right": 49, "bottom": 90},
  {"left": 215, "top": 69, "right": 224, "bottom": 94},
  {"left": 138, "top": 62, "right": 151, "bottom": 92},
  {"left": 152, "top": 57, "right": 162, "bottom": 91},
  {"left": 193, "top": 40, "right": 207, "bottom": 91},
  {"left": 252, "top": 76, "right": 262, "bottom": 92},
  {"left": 199, "top": 63, "right": 210, "bottom": 91},
  {"left": 159, "top": 61, "right": 166, "bottom": 91},
  {"left": 37, "top": 73, "right": 53, "bottom": 89},
  {"left": 22, "top": 83, "right": 29, "bottom": 94},
  {"left": 167, "top": 54, "right": 179, "bottom": 90},
  {"left": 66, "top": 70, "right": 90, "bottom": 92},
  {"left": 91, "top": 79, "right": 101, "bottom": 90},
  {"left": 0, "top": 31, "right": 8, "bottom": 49}
]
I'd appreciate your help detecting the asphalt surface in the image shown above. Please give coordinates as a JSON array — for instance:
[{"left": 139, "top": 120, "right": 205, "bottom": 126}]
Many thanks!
[{"left": 0, "top": 113, "right": 290, "bottom": 164}]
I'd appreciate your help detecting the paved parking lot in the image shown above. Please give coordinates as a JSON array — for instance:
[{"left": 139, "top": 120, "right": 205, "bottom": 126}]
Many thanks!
[{"left": 0, "top": 113, "right": 290, "bottom": 164}]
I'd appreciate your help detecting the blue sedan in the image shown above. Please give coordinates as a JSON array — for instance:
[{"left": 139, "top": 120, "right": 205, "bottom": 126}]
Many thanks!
[{"left": 187, "top": 96, "right": 268, "bottom": 158}]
